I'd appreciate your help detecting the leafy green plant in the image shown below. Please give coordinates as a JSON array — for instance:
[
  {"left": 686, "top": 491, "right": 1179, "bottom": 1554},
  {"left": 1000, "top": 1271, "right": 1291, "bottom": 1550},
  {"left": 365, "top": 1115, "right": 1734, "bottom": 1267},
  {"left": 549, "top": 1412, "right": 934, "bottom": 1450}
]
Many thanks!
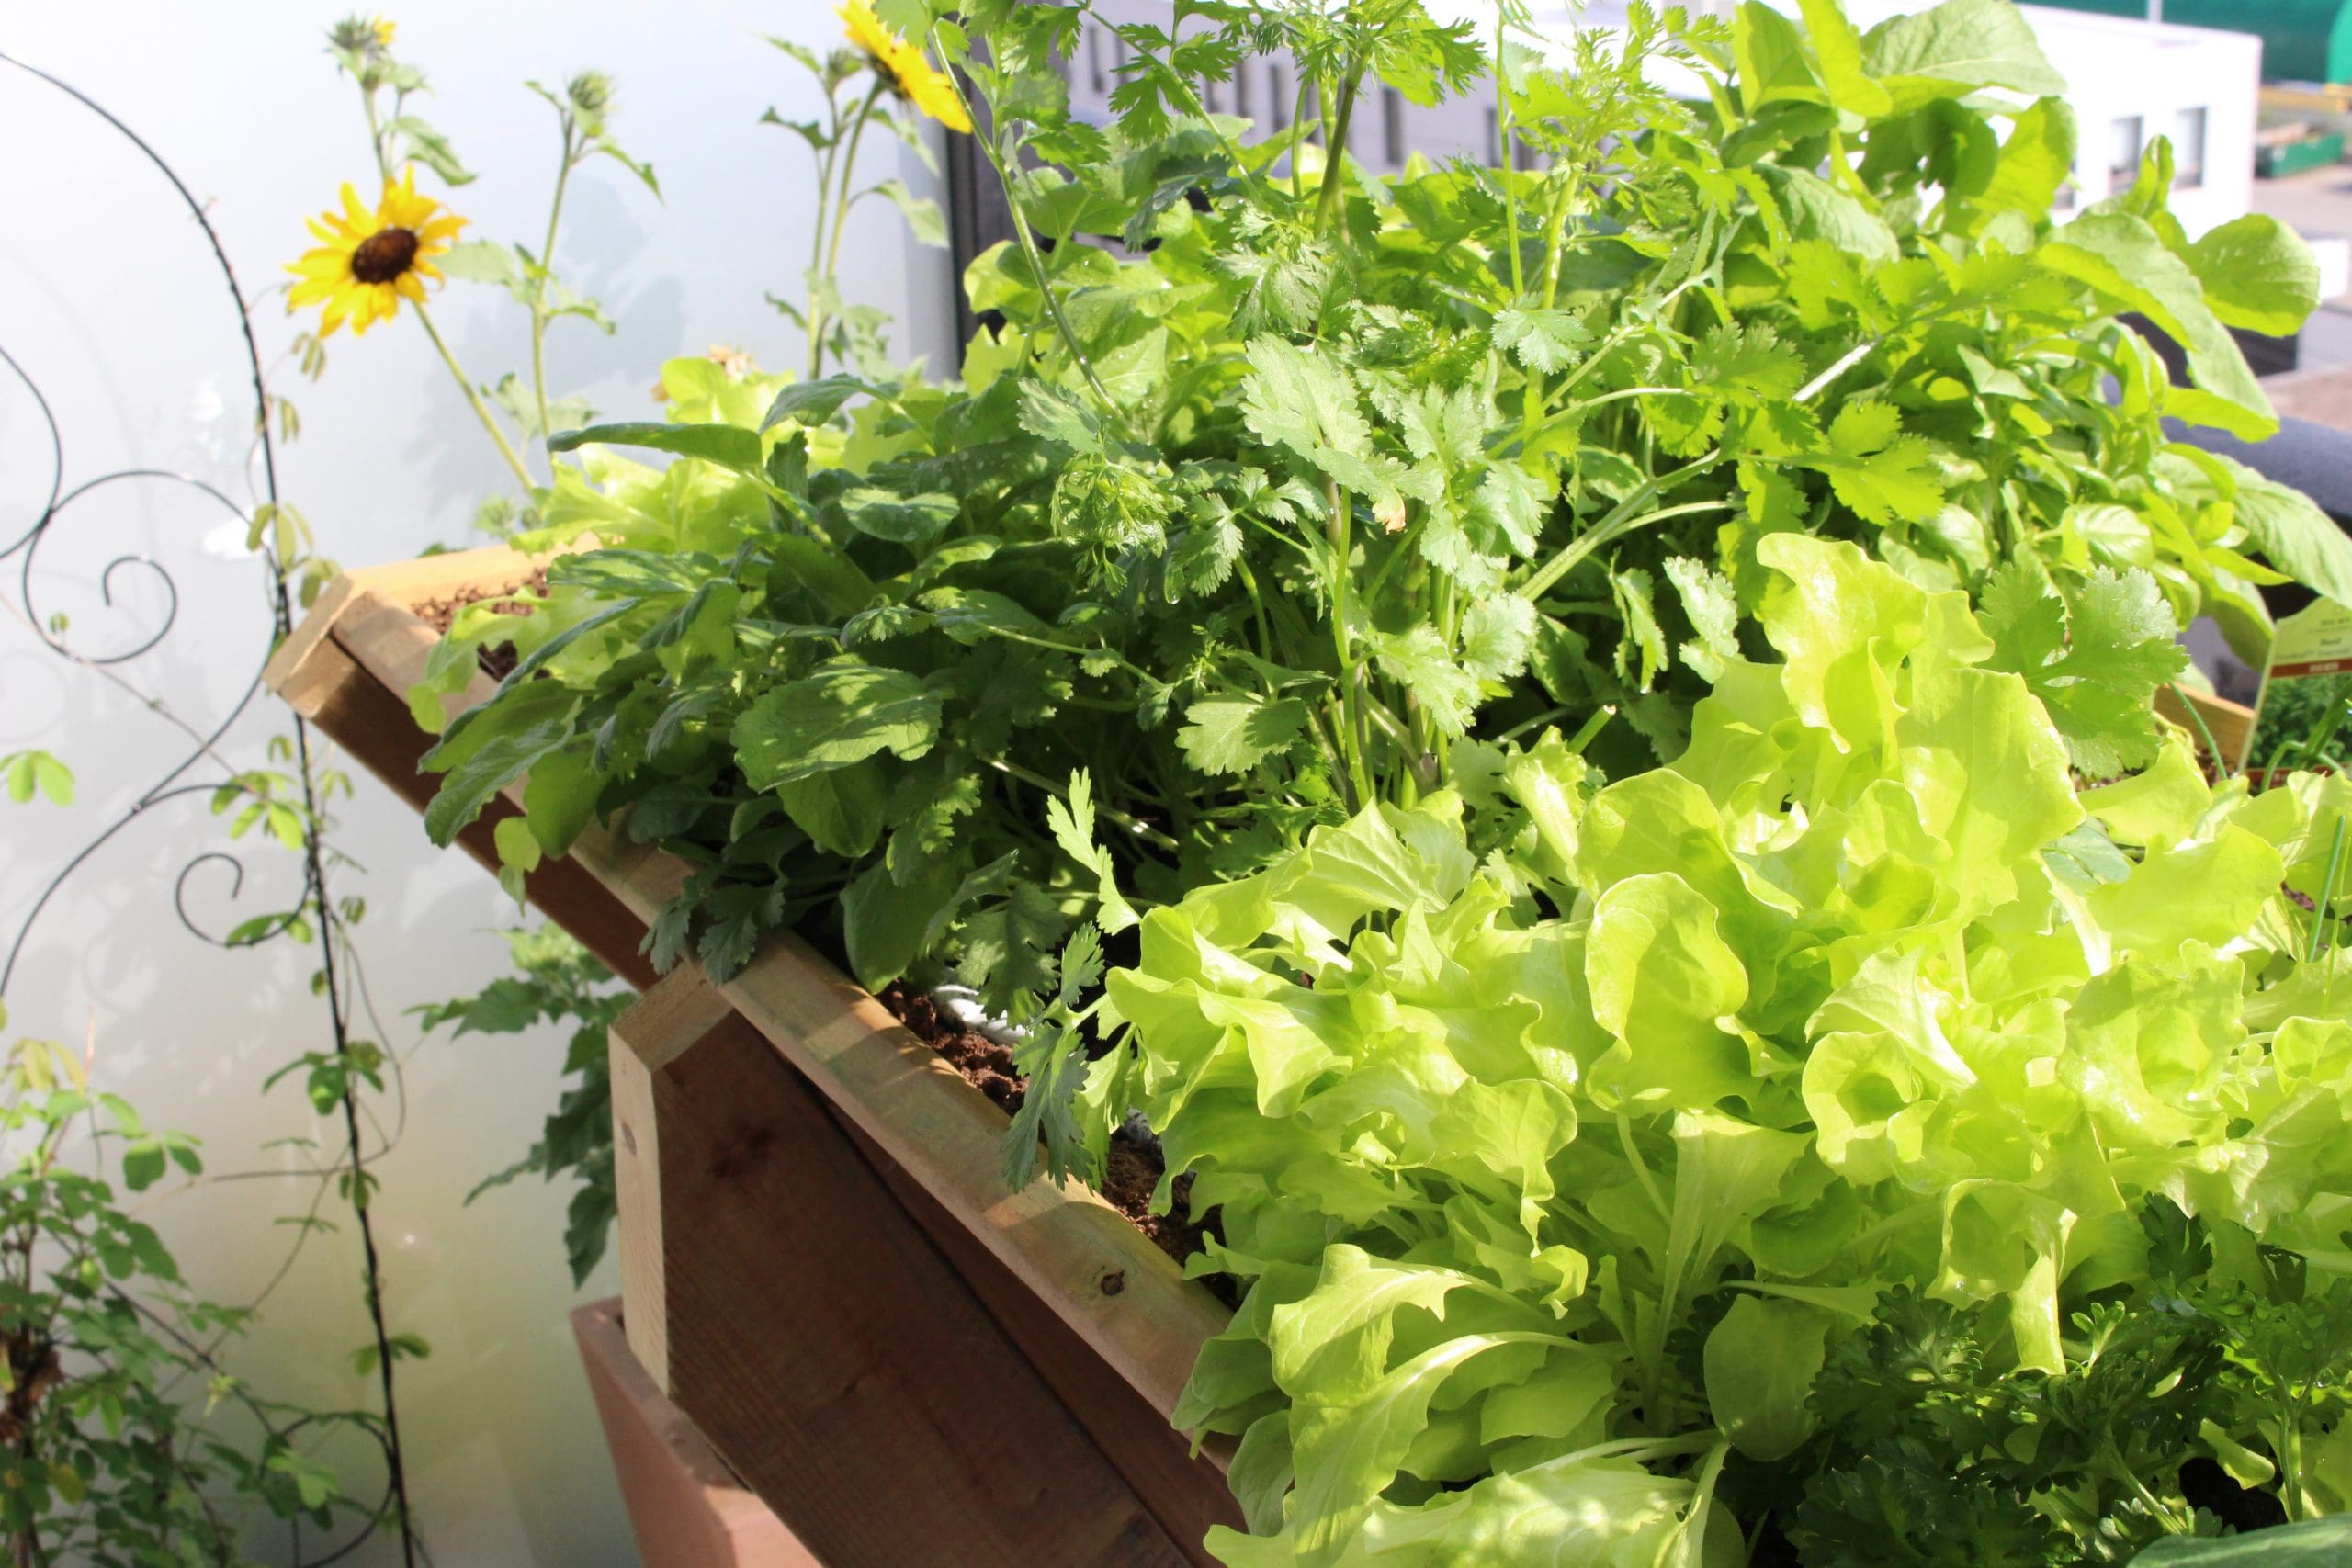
[
  {"left": 413, "top": 926, "right": 631, "bottom": 1286},
  {"left": 1090, "top": 539, "right": 2352, "bottom": 1562},
  {"left": 414, "top": 0, "right": 2349, "bottom": 1200},
  {"left": 0, "top": 1010, "right": 368, "bottom": 1565}
]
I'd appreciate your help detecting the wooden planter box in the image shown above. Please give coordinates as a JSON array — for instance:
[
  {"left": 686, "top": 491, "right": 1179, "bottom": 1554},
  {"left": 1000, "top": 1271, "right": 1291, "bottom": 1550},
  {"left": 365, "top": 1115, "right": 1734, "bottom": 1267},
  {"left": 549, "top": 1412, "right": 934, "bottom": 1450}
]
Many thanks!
[
  {"left": 266, "top": 547, "right": 1240, "bottom": 1567},
  {"left": 571, "top": 1297, "right": 814, "bottom": 1568}
]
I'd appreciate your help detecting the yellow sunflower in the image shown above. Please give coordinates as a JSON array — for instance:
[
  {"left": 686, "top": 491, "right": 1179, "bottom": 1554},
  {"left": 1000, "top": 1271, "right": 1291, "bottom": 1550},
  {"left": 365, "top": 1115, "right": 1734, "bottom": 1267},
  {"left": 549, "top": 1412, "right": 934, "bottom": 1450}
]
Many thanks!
[
  {"left": 285, "top": 169, "right": 465, "bottom": 339},
  {"left": 837, "top": 0, "right": 972, "bottom": 134},
  {"left": 370, "top": 16, "right": 396, "bottom": 48}
]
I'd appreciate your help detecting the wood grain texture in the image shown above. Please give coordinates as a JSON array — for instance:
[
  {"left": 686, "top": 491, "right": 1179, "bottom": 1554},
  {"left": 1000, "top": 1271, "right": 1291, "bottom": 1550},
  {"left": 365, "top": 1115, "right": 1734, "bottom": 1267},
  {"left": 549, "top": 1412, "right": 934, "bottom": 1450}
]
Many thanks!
[
  {"left": 264, "top": 548, "right": 1241, "bottom": 1554},
  {"left": 719, "top": 937, "right": 1231, "bottom": 1429},
  {"left": 642, "top": 969, "right": 1188, "bottom": 1568},
  {"left": 845, "top": 1121, "right": 1243, "bottom": 1562},
  {"left": 571, "top": 1299, "right": 817, "bottom": 1568}
]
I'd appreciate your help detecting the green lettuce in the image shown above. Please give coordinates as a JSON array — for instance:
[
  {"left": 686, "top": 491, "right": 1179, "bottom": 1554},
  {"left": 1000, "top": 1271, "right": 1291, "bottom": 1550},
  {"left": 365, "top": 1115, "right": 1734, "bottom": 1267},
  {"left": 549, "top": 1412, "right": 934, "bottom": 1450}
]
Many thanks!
[{"left": 1093, "top": 540, "right": 2352, "bottom": 1562}]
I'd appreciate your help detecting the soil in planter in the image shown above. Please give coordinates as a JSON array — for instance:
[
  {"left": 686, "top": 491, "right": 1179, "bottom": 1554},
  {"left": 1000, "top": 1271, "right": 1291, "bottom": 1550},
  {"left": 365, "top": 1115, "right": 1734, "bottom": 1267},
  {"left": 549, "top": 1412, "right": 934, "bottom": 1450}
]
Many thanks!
[
  {"left": 876, "top": 981, "right": 1227, "bottom": 1290},
  {"left": 414, "top": 566, "right": 548, "bottom": 680},
  {"left": 419, "top": 574, "right": 1234, "bottom": 1294}
]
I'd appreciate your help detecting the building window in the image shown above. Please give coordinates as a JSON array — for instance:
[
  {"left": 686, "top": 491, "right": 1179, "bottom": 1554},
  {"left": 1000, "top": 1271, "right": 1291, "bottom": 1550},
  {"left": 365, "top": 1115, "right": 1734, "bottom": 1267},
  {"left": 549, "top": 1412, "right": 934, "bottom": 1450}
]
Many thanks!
[
  {"left": 2053, "top": 179, "right": 2078, "bottom": 211},
  {"left": 1233, "top": 59, "right": 1250, "bottom": 119},
  {"left": 2109, "top": 114, "right": 2143, "bottom": 193},
  {"left": 2175, "top": 106, "right": 2208, "bottom": 189},
  {"left": 1382, "top": 85, "right": 1404, "bottom": 166},
  {"left": 1087, "top": 26, "right": 1105, "bottom": 94},
  {"left": 1487, "top": 107, "right": 1501, "bottom": 165},
  {"left": 1203, "top": 77, "right": 1221, "bottom": 115},
  {"left": 1268, "top": 62, "right": 1288, "bottom": 132}
]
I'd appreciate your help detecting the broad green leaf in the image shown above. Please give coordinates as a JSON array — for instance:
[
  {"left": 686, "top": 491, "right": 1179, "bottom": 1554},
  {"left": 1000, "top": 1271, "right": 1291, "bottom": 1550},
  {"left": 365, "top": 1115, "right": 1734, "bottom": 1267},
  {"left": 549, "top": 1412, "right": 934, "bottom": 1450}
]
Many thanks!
[
  {"left": 1734, "top": 2, "right": 1825, "bottom": 112},
  {"left": 1797, "top": 0, "right": 1894, "bottom": 118},
  {"left": 2039, "top": 212, "right": 2277, "bottom": 440},
  {"left": 1268, "top": 1247, "right": 1482, "bottom": 1404},
  {"left": 1703, "top": 1293, "right": 1830, "bottom": 1460},
  {"left": 776, "top": 761, "right": 888, "bottom": 859},
  {"left": 1861, "top": 0, "right": 2065, "bottom": 115},
  {"left": 837, "top": 485, "right": 961, "bottom": 545},
  {"left": 1972, "top": 96, "right": 2075, "bottom": 220},
  {"left": 1585, "top": 873, "right": 1751, "bottom": 1109},
  {"left": 2229, "top": 461, "right": 2352, "bottom": 607},
  {"left": 1764, "top": 165, "right": 1898, "bottom": 264},
  {"left": 2188, "top": 214, "right": 2321, "bottom": 337},
  {"left": 761, "top": 375, "right": 876, "bottom": 429},
  {"left": 548, "top": 421, "right": 765, "bottom": 474},
  {"left": 732, "top": 661, "right": 944, "bottom": 789},
  {"left": 2131, "top": 1517, "right": 2352, "bottom": 1565},
  {"left": 1283, "top": 1331, "right": 1568, "bottom": 1565}
]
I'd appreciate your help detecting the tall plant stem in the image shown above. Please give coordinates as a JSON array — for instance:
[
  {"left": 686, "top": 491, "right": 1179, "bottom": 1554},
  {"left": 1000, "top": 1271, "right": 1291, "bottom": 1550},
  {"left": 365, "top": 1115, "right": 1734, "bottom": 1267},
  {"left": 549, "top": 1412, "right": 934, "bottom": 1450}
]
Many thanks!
[
  {"left": 1324, "top": 479, "right": 1374, "bottom": 809},
  {"left": 804, "top": 90, "right": 847, "bottom": 374},
  {"left": 809, "top": 81, "right": 886, "bottom": 378},
  {"left": 934, "top": 27, "right": 1125, "bottom": 432},
  {"left": 1313, "top": 73, "right": 1360, "bottom": 233},
  {"left": 530, "top": 118, "right": 579, "bottom": 451},
  {"left": 365, "top": 84, "right": 537, "bottom": 495},
  {"left": 296, "top": 737, "right": 416, "bottom": 1567},
  {"left": 415, "top": 302, "right": 539, "bottom": 494}
]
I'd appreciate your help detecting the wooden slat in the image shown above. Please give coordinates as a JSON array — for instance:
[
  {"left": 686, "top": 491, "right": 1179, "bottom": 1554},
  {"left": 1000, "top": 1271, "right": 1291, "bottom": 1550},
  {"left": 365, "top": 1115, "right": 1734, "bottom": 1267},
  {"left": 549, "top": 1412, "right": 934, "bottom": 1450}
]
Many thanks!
[
  {"left": 620, "top": 967, "right": 1188, "bottom": 1568},
  {"left": 844, "top": 1122, "right": 1242, "bottom": 1561},
  {"left": 264, "top": 547, "right": 1240, "bottom": 1555},
  {"left": 302, "top": 551, "right": 1233, "bottom": 1424},
  {"left": 719, "top": 937, "right": 1229, "bottom": 1427},
  {"left": 571, "top": 1299, "right": 817, "bottom": 1568}
]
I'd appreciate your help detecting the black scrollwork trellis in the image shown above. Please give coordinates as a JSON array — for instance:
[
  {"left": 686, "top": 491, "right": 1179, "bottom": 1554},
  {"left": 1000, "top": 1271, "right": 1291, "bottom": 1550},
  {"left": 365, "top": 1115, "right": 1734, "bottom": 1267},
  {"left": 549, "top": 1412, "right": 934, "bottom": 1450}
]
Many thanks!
[{"left": 0, "top": 51, "right": 418, "bottom": 1566}]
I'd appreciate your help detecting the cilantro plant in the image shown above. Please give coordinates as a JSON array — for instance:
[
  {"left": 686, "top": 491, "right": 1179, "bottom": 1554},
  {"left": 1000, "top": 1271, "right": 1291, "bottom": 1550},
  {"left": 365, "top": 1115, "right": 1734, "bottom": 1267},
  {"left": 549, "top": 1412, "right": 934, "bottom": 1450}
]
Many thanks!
[
  {"left": 1093, "top": 540, "right": 2352, "bottom": 1562},
  {"left": 417, "top": 0, "right": 2347, "bottom": 1197}
]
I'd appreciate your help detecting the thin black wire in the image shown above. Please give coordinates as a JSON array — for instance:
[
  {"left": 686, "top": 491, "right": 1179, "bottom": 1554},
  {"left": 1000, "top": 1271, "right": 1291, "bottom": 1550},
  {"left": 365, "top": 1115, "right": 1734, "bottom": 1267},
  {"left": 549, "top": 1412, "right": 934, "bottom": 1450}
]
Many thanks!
[{"left": 0, "top": 50, "right": 419, "bottom": 1567}]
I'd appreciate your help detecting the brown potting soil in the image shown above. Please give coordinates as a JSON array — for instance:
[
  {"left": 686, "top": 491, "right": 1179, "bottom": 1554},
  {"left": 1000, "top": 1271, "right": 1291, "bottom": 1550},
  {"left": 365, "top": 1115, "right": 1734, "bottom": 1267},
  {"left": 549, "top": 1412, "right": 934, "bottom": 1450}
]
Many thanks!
[
  {"left": 876, "top": 982, "right": 1222, "bottom": 1281},
  {"left": 413, "top": 566, "right": 548, "bottom": 679},
  {"left": 413, "top": 572, "right": 1230, "bottom": 1292}
]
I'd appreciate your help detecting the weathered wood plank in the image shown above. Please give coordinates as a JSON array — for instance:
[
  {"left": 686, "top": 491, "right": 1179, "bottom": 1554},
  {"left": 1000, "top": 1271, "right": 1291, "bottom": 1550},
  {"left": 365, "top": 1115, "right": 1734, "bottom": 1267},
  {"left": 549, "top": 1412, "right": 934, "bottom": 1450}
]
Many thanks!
[
  {"left": 619, "top": 968, "right": 1189, "bottom": 1568},
  {"left": 265, "top": 548, "right": 1240, "bottom": 1556},
  {"left": 571, "top": 1298, "right": 817, "bottom": 1568},
  {"left": 844, "top": 1121, "right": 1242, "bottom": 1562},
  {"left": 718, "top": 938, "right": 1228, "bottom": 1428}
]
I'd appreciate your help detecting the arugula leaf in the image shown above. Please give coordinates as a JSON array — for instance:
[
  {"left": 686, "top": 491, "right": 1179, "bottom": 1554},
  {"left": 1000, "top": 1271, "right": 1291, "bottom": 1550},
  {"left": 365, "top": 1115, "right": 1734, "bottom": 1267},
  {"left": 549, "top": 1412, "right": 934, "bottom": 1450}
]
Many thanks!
[{"left": 732, "top": 661, "right": 944, "bottom": 789}]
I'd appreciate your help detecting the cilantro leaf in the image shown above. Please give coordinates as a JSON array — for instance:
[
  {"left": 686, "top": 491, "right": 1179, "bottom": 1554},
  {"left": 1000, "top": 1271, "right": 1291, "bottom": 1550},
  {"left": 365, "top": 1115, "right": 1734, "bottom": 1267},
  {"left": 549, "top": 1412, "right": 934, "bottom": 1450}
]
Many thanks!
[{"left": 1977, "top": 564, "right": 2187, "bottom": 776}]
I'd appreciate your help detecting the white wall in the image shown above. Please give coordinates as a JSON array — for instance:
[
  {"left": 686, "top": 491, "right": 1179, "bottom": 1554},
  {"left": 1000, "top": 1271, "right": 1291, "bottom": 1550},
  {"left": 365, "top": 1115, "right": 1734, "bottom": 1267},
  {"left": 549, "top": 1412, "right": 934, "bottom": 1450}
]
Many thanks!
[
  {"left": 0, "top": 5, "right": 951, "bottom": 1564},
  {"left": 2025, "top": 7, "right": 2259, "bottom": 236}
]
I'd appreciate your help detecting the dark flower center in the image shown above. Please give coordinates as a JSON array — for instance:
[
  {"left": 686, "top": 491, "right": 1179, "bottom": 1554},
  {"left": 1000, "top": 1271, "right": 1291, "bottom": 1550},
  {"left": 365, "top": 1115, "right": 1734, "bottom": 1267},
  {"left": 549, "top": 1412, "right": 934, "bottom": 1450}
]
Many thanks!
[{"left": 350, "top": 227, "right": 420, "bottom": 285}]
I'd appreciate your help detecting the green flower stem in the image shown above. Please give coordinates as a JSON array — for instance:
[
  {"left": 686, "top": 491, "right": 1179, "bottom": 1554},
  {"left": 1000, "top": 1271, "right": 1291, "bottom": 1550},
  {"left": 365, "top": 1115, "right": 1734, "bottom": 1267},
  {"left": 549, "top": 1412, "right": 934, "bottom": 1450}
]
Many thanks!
[
  {"left": 531, "top": 115, "right": 581, "bottom": 454},
  {"left": 809, "top": 79, "right": 887, "bottom": 379},
  {"left": 805, "top": 86, "right": 848, "bottom": 375},
  {"left": 361, "top": 82, "right": 537, "bottom": 494},
  {"left": 1313, "top": 73, "right": 1360, "bottom": 234},
  {"left": 933, "top": 25, "right": 1126, "bottom": 433},
  {"left": 1496, "top": 11, "right": 1526, "bottom": 301},
  {"left": 414, "top": 301, "right": 540, "bottom": 495}
]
